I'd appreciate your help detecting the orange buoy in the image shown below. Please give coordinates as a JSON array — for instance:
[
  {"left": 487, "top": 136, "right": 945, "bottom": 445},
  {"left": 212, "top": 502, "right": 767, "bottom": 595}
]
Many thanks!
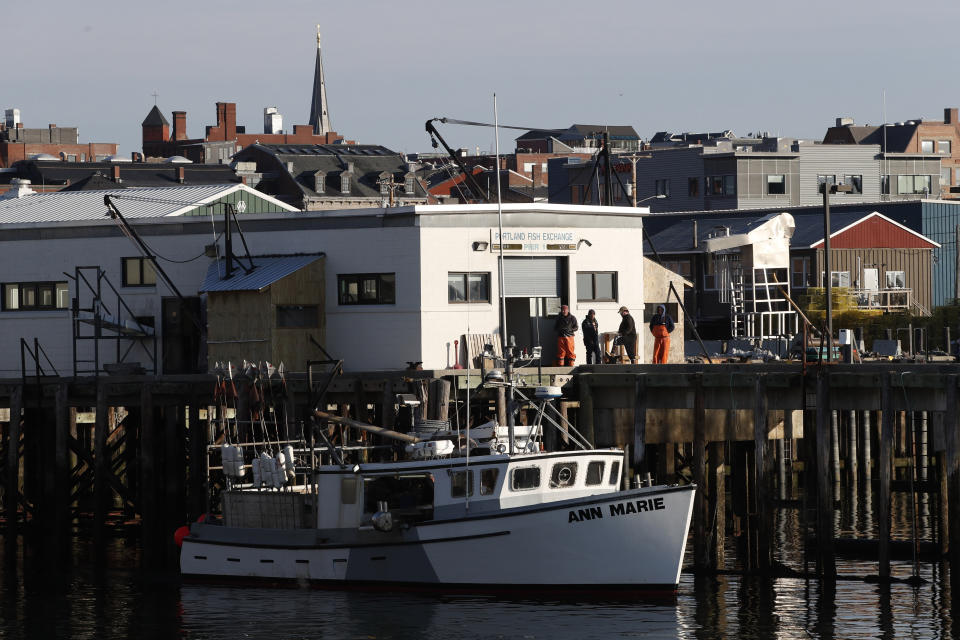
[{"left": 174, "top": 525, "right": 190, "bottom": 547}]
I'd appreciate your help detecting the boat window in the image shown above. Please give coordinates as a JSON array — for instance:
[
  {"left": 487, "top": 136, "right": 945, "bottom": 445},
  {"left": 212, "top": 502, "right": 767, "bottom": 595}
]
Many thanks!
[
  {"left": 450, "top": 470, "right": 474, "bottom": 498},
  {"left": 585, "top": 461, "right": 605, "bottom": 486},
  {"left": 609, "top": 461, "right": 621, "bottom": 486},
  {"left": 511, "top": 467, "right": 541, "bottom": 491},
  {"left": 363, "top": 474, "right": 434, "bottom": 522},
  {"left": 341, "top": 477, "right": 357, "bottom": 504},
  {"left": 480, "top": 468, "right": 499, "bottom": 495},
  {"left": 549, "top": 462, "right": 578, "bottom": 488}
]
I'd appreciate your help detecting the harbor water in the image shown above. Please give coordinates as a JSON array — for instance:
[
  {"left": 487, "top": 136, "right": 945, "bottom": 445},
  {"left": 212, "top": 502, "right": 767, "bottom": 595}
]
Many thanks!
[{"left": 0, "top": 486, "right": 955, "bottom": 640}]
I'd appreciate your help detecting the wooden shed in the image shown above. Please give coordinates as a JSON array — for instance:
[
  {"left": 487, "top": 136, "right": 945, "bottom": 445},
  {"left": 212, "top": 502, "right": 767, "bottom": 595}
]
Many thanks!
[{"left": 201, "top": 254, "right": 325, "bottom": 371}]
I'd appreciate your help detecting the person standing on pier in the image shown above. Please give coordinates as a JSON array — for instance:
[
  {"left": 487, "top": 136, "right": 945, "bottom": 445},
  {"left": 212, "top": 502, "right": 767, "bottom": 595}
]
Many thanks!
[
  {"left": 649, "top": 303, "right": 675, "bottom": 364},
  {"left": 582, "top": 309, "right": 601, "bottom": 365},
  {"left": 617, "top": 306, "right": 637, "bottom": 364},
  {"left": 554, "top": 304, "right": 578, "bottom": 366}
]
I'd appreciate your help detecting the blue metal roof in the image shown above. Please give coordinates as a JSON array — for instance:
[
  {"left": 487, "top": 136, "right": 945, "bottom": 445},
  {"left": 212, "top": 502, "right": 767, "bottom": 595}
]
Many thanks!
[
  {"left": 199, "top": 254, "right": 323, "bottom": 293},
  {"left": 646, "top": 210, "right": 873, "bottom": 253}
]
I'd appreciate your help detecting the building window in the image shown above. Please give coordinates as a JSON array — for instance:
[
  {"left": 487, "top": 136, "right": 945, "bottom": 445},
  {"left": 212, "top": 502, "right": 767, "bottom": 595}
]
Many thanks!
[
  {"left": 897, "top": 175, "right": 932, "bottom": 195},
  {"left": 340, "top": 173, "right": 351, "bottom": 194},
  {"left": 576, "top": 271, "right": 617, "bottom": 302},
  {"left": 2, "top": 282, "right": 69, "bottom": 311},
  {"left": 337, "top": 273, "right": 396, "bottom": 305},
  {"left": 655, "top": 178, "right": 670, "bottom": 197},
  {"left": 276, "top": 304, "right": 319, "bottom": 328},
  {"left": 921, "top": 140, "right": 934, "bottom": 154},
  {"left": 379, "top": 177, "right": 390, "bottom": 195},
  {"left": 688, "top": 178, "right": 699, "bottom": 197},
  {"left": 942, "top": 168, "right": 952, "bottom": 190},
  {"left": 881, "top": 175, "right": 890, "bottom": 195},
  {"left": 817, "top": 175, "right": 836, "bottom": 192},
  {"left": 122, "top": 257, "right": 157, "bottom": 287},
  {"left": 830, "top": 271, "right": 850, "bottom": 288},
  {"left": 706, "top": 175, "right": 736, "bottom": 195},
  {"left": 404, "top": 173, "right": 415, "bottom": 195},
  {"left": 939, "top": 140, "right": 952, "bottom": 155},
  {"left": 450, "top": 470, "right": 474, "bottom": 498},
  {"left": 448, "top": 272, "right": 490, "bottom": 303},
  {"left": 511, "top": 467, "right": 541, "bottom": 491},
  {"left": 843, "top": 175, "right": 863, "bottom": 194},
  {"left": 766, "top": 174, "right": 786, "bottom": 195},
  {"left": 792, "top": 256, "right": 811, "bottom": 288},
  {"left": 885, "top": 270, "right": 905, "bottom": 289}
]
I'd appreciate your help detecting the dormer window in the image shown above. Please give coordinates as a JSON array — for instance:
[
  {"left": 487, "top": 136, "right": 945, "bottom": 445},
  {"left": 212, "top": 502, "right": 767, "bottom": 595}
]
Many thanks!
[
  {"left": 379, "top": 172, "right": 391, "bottom": 195},
  {"left": 340, "top": 171, "right": 351, "bottom": 194},
  {"left": 313, "top": 170, "right": 325, "bottom": 194},
  {"left": 404, "top": 172, "right": 415, "bottom": 195}
]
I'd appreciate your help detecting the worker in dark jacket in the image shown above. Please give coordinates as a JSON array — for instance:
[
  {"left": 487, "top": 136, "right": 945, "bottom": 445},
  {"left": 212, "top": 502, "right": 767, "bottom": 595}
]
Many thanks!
[
  {"left": 554, "top": 304, "right": 578, "bottom": 366},
  {"left": 649, "top": 304, "right": 675, "bottom": 364},
  {"left": 617, "top": 306, "right": 637, "bottom": 364},
  {"left": 581, "top": 309, "right": 601, "bottom": 364}
]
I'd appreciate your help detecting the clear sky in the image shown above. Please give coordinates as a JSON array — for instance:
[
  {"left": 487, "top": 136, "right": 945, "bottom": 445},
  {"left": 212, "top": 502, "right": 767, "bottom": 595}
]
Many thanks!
[{"left": 8, "top": 0, "right": 960, "bottom": 158}]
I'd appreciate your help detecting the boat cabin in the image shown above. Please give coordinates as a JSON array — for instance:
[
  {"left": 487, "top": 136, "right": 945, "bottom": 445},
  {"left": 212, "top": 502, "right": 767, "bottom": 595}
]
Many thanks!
[{"left": 315, "top": 449, "right": 625, "bottom": 530}]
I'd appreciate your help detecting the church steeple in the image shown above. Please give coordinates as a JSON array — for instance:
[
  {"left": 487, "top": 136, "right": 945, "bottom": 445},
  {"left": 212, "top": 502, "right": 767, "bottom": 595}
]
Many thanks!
[{"left": 309, "top": 26, "right": 332, "bottom": 135}]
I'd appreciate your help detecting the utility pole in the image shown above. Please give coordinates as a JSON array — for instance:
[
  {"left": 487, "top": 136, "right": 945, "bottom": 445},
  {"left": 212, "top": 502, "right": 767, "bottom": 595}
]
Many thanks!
[
  {"left": 602, "top": 132, "right": 612, "bottom": 205},
  {"left": 623, "top": 154, "right": 648, "bottom": 207}
]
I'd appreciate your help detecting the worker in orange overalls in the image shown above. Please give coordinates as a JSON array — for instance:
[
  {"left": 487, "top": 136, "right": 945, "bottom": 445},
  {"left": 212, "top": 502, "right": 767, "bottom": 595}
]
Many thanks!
[
  {"left": 649, "top": 304, "right": 675, "bottom": 364},
  {"left": 554, "top": 304, "right": 578, "bottom": 366}
]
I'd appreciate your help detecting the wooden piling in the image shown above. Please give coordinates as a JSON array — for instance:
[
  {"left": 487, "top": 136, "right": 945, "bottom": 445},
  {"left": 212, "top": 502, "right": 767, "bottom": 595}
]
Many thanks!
[
  {"left": 4, "top": 385, "right": 22, "bottom": 544},
  {"left": 577, "top": 376, "right": 594, "bottom": 447},
  {"left": 54, "top": 383, "right": 70, "bottom": 539},
  {"left": 93, "top": 382, "right": 108, "bottom": 543},
  {"left": 139, "top": 384, "right": 159, "bottom": 569},
  {"left": 879, "top": 374, "right": 893, "bottom": 580},
  {"left": 815, "top": 370, "right": 835, "bottom": 576},
  {"left": 754, "top": 374, "right": 771, "bottom": 570},
  {"left": 632, "top": 376, "right": 646, "bottom": 473},
  {"left": 945, "top": 375, "right": 960, "bottom": 590},
  {"left": 708, "top": 440, "right": 726, "bottom": 569},
  {"left": 848, "top": 410, "right": 858, "bottom": 481},
  {"left": 188, "top": 399, "right": 206, "bottom": 520},
  {"left": 692, "top": 374, "right": 707, "bottom": 569},
  {"left": 862, "top": 410, "right": 872, "bottom": 482}
]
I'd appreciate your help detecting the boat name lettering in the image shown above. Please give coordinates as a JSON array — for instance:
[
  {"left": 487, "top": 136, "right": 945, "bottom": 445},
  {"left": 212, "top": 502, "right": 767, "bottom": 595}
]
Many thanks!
[{"left": 568, "top": 497, "right": 666, "bottom": 523}]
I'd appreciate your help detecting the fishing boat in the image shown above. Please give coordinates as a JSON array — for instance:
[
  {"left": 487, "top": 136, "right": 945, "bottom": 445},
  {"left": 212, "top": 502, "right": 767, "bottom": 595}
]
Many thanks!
[
  {"left": 180, "top": 107, "right": 694, "bottom": 593},
  {"left": 179, "top": 366, "right": 695, "bottom": 594}
]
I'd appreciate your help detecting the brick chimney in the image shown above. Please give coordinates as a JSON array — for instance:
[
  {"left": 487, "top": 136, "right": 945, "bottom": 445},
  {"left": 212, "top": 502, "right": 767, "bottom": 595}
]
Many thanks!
[
  {"left": 172, "top": 111, "right": 187, "bottom": 141},
  {"left": 177, "top": 166, "right": 185, "bottom": 184},
  {"left": 112, "top": 165, "right": 121, "bottom": 183},
  {"left": 946, "top": 108, "right": 959, "bottom": 125}
]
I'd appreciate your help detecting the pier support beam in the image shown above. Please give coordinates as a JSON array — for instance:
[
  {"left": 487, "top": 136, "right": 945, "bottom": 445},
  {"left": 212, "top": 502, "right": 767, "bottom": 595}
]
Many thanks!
[
  {"left": 753, "top": 374, "right": 771, "bottom": 571},
  {"left": 816, "top": 371, "right": 836, "bottom": 576},
  {"left": 693, "top": 374, "right": 707, "bottom": 569},
  {"left": 708, "top": 440, "right": 726, "bottom": 569},
  {"left": 945, "top": 375, "right": 960, "bottom": 590},
  {"left": 4, "top": 385, "right": 22, "bottom": 547},
  {"left": 879, "top": 375, "right": 893, "bottom": 580}
]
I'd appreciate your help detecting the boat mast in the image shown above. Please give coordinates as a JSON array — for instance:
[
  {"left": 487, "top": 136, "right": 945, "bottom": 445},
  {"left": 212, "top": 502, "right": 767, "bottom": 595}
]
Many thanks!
[{"left": 493, "top": 94, "right": 516, "bottom": 456}]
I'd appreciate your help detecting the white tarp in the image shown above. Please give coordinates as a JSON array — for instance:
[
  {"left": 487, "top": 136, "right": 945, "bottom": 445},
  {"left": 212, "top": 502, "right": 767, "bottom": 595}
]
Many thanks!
[{"left": 703, "top": 212, "right": 795, "bottom": 269}]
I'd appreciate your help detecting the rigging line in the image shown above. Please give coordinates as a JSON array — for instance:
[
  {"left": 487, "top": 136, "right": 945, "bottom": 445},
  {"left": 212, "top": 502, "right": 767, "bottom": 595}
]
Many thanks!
[
  {"left": 433, "top": 117, "right": 568, "bottom": 134},
  {"left": 107, "top": 215, "right": 217, "bottom": 263}
]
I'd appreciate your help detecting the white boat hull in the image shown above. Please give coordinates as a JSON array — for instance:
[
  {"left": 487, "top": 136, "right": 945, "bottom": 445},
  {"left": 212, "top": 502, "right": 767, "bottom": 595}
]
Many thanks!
[{"left": 180, "top": 484, "right": 694, "bottom": 592}]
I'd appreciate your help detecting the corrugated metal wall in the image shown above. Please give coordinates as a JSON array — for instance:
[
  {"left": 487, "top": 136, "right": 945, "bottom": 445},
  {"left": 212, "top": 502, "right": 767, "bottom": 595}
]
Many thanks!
[
  {"left": 922, "top": 200, "right": 960, "bottom": 306},
  {"left": 815, "top": 247, "right": 933, "bottom": 313}
]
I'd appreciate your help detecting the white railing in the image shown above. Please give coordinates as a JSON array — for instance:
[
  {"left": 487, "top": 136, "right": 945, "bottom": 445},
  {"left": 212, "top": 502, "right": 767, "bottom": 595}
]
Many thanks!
[{"left": 852, "top": 288, "right": 911, "bottom": 311}]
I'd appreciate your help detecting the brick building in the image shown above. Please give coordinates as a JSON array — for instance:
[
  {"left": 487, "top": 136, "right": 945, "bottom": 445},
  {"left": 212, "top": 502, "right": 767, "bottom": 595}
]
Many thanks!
[
  {"left": 0, "top": 109, "right": 118, "bottom": 168},
  {"left": 823, "top": 107, "right": 960, "bottom": 198}
]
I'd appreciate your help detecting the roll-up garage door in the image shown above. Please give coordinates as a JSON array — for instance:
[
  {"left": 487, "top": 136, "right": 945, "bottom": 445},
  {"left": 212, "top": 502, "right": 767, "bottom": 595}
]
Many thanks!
[{"left": 502, "top": 257, "right": 562, "bottom": 297}]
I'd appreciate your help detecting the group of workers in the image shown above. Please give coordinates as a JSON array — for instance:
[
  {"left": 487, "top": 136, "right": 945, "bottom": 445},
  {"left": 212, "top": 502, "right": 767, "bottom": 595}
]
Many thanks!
[{"left": 554, "top": 304, "right": 674, "bottom": 366}]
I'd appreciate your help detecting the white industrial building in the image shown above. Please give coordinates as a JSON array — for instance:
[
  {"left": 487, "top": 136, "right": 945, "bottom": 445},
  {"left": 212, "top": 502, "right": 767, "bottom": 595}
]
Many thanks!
[{"left": 0, "top": 188, "right": 648, "bottom": 374}]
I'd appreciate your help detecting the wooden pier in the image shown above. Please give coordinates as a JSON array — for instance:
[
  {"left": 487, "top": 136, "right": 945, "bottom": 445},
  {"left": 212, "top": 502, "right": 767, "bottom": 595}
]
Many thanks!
[{"left": 1, "top": 362, "right": 958, "bottom": 586}]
